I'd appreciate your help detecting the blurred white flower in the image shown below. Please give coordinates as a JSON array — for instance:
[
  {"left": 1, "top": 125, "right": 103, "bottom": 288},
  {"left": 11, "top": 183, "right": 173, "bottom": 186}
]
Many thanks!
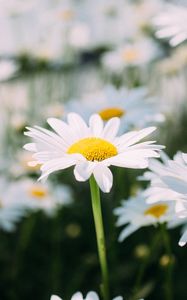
[
  {"left": 114, "top": 191, "right": 178, "bottom": 242},
  {"left": 0, "top": 60, "right": 19, "bottom": 81},
  {"left": 142, "top": 151, "right": 187, "bottom": 246},
  {"left": 0, "top": 178, "right": 25, "bottom": 232},
  {"left": 154, "top": 53, "right": 187, "bottom": 112},
  {"left": 0, "top": 0, "right": 36, "bottom": 17},
  {"left": 154, "top": 4, "right": 187, "bottom": 46},
  {"left": 142, "top": 152, "right": 187, "bottom": 204},
  {"left": 68, "top": 23, "right": 91, "bottom": 50},
  {"left": 24, "top": 113, "right": 163, "bottom": 193},
  {"left": 4, "top": 178, "right": 72, "bottom": 216},
  {"left": 67, "top": 85, "right": 164, "bottom": 131},
  {"left": 10, "top": 151, "right": 41, "bottom": 177},
  {"left": 101, "top": 38, "right": 160, "bottom": 73},
  {"left": 132, "top": 0, "right": 164, "bottom": 32},
  {"left": 158, "top": 153, "right": 187, "bottom": 201},
  {"left": 82, "top": 0, "right": 140, "bottom": 48},
  {"left": 0, "top": 83, "right": 28, "bottom": 111},
  {"left": 41, "top": 1, "right": 76, "bottom": 28},
  {"left": 51, "top": 292, "right": 123, "bottom": 300},
  {"left": 43, "top": 103, "right": 65, "bottom": 119}
]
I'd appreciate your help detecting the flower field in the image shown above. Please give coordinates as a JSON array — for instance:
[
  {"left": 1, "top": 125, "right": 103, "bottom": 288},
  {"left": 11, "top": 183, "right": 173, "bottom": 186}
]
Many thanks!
[{"left": 0, "top": 1, "right": 187, "bottom": 300}]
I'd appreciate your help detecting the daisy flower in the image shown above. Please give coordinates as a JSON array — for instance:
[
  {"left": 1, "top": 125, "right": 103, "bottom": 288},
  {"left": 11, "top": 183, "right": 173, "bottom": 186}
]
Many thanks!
[
  {"left": 142, "top": 152, "right": 187, "bottom": 204},
  {"left": 114, "top": 191, "right": 178, "bottom": 242},
  {"left": 159, "top": 153, "right": 187, "bottom": 200},
  {"left": 68, "top": 22, "right": 91, "bottom": 50},
  {"left": 154, "top": 4, "right": 187, "bottom": 47},
  {"left": 141, "top": 151, "right": 187, "bottom": 246},
  {"left": 50, "top": 292, "right": 123, "bottom": 300},
  {"left": 41, "top": 1, "right": 76, "bottom": 27},
  {"left": 5, "top": 178, "right": 72, "bottom": 216},
  {"left": 101, "top": 38, "right": 160, "bottom": 73},
  {"left": 67, "top": 85, "right": 164, "bottom": 131},
  {"left": 10, "top": 150, "right": 41, "bottom": 177},
  {"left": 24, "top": 113, "right": 164, "bottom": 193}
]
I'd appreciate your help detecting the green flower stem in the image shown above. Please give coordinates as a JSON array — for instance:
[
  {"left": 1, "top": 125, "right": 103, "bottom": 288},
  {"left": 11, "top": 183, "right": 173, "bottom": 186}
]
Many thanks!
[
  {"left": 89, "top": 176, "right": 110, "bottom": 300},
  {"left": 132, "top": 230, "right": 162, "bottom": 299}
]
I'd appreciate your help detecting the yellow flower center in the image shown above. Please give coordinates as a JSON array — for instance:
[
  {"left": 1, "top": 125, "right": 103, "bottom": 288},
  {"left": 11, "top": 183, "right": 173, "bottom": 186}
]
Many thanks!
[
  {"left": 58, "top": 9, "right": 74, "bottom": 21},
  {"left": 67, "top": 137, "right": 117, "bottom": 161},
  {"left": 28, "top": 186, "right": 48, "bottom": 199},
  {"left": 122, "top": 49, "right": 139, "bottom": 63},
  {"left": 99, "top": 107, "right": 125, "bottom": 121},
  {"left": 144, "top": 204, "right": 168, "bottom": 218}
]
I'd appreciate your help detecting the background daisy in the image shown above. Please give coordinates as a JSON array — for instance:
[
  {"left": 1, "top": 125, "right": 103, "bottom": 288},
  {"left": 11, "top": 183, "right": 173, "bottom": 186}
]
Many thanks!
[{"left": 114, "top": 191, "right": 178, "bottom": 242}]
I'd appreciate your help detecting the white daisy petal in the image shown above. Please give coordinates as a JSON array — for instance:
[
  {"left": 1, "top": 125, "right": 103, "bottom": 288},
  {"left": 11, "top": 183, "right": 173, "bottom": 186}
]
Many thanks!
[
  {"left": 47, "top": 118, "right": 76, "bottom": 145},
  {"left": 71, "top": 292, "right": 83, "bottom": 300},
  {"left": 86, "top": 292, "right": 100, "bottom": 300},
  {"left": 118, "top": 224, "right": 139, "bottom": 242},
  {"left": 106, "top": 154, "right": 148, "bottom": 169},
  {"left": 89, "top": 114, "right": 103, "bottom": 137},
  {"left": 67, "top": 113, "right": 89, "bottom": 138},
  {"left": 74, "top": 162, "right": 96, "bottom": 182},
  {"left": 162, "top": 176, "right": 187, "bottom": 195},
  {"left": 117, "top": 127, "right": 156, "bottom": 148},
  {"left": 51, "top": 296, "right": 62, "bottom": 300},
  {"left": 102, "top": 117, "right": 120, "bottom": 141},
  {"left": 25, "top": 126, "right": 66, "bottom": 151},
  {"left": 23, "top": 143, "right": 37, "bottom": 152},
  {"left": 179, "top": 229, "right": 187, "bottom": 247},
  {"left": 93, "top": 165, "right": 113, "bottom": 193},
  {"left": 182, "top": 153, "right": 187, "bottom": 163},
  {"left": 39, "top": 155, "right": 82, "bottom": 180}
]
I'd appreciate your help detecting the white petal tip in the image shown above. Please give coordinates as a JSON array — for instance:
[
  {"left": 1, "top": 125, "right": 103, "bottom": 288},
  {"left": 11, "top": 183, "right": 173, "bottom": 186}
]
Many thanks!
[
  {"left": 179, "top": 242, "right": 186, "bottom": 247},
  {"left": 50, "top": 296, "right": 62, "bottom": 300}
]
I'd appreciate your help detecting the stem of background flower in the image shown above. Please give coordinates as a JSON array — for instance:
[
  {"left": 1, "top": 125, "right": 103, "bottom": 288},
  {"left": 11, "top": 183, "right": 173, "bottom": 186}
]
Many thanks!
[
  {"left": 89, "top": 176, "right": 110, "bottom": 300},
  {"left": 160, "top": 223, "right": 173, "bottom": 300},
  {"left": 132, "top": 230, "right": 162, "bottom": 299}
]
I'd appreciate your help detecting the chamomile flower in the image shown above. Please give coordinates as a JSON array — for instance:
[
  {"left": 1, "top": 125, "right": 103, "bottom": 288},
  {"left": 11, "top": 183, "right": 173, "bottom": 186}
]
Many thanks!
[
  {"left": 24, "top": 113, "right": 164, "bottom": 193},
  {"left": 114, "top": 191, "right": 178, "bottom": 242},
  {"left": 154, "top": 4, "right": 187, "bottom": 47},
  {"left": 51, "top": 292, "right": 123, "bottom": 300},
  {"left": 67, "top": 85, "right": 164, "bottom": 131},
  {"left": 5, "top": 178, "right": 72, "bottom": 216}
]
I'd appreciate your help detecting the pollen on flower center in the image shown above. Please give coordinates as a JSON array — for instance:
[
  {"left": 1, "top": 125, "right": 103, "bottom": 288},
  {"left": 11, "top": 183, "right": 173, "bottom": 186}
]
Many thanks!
[
  {"left": 28, "top": 186, "right": 48, "bottom": 199},
  {"left": 99, "top": 107, "right": 125, "bottom": 121},
  {"left": 144, "top": 204, "right": 168, "bottom": 218},
  {"left": 67, "top": 137, "right": 118, "bottom": 161}
]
